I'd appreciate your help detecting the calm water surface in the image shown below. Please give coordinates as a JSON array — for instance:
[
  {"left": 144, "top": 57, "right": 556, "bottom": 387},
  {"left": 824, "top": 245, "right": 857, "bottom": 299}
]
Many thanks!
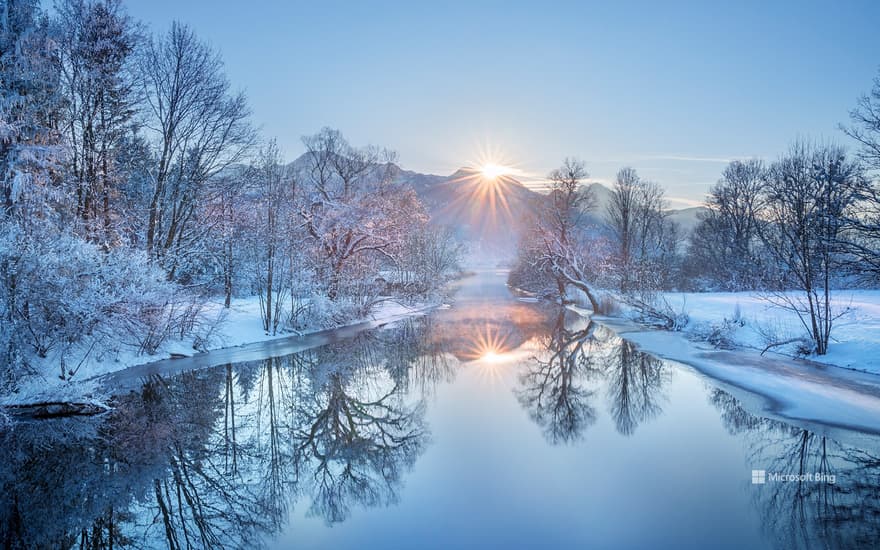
[{"left": 2, "top": 271, "right": 879, "bottom": 549}]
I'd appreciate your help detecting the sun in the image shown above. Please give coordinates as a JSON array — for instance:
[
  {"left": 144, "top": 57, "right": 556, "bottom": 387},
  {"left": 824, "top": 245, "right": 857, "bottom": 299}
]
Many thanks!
[
  {"left": 436, "top": 142, "right": 528, "bottom": 231},
  {"left": 480, "top": 163, "right": 509, "bottom": 180},
  {"left": 463, "top": 324, "right": 512, "bottom": 363}
]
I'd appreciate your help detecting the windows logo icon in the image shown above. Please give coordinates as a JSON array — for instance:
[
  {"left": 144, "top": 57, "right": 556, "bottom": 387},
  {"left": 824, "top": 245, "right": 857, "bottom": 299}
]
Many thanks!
[{"left": 752, "top": 470, "right": 766, "bottom": 485}]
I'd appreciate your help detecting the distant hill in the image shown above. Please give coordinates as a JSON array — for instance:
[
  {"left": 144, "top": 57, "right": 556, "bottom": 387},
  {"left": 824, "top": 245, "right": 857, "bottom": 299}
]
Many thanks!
[
  {"left": 586, "top": 182, "right": 615, "bottom": 214},
  {"left": 667, "top": 206, "right": 708, "bottom": 234},
  {"left": 397, "top": 167, "right": 709, "bottom": 262},
  {"left": 286, "top": 153, "right": 707, "bottom": 262},
  {"left": 393, "top": 168, "right": 447, "bottom": 195},
  {"left": 413, "top": 167, "right": 541, "bottom": 263},
  {"left": 584, "top": 181, "right": 708, "bottom": 232}
]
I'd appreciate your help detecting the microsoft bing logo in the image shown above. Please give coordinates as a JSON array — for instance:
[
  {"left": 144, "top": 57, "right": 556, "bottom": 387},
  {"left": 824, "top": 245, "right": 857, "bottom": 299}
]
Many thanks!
[{"left": 749, "top": 469, "right": 836, "bottom": 485}]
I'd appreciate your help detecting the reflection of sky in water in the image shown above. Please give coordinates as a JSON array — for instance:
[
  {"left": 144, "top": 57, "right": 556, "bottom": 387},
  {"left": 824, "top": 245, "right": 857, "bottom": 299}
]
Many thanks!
[{"left": 2, "top": 271, "right": 880, "bottom": 549}]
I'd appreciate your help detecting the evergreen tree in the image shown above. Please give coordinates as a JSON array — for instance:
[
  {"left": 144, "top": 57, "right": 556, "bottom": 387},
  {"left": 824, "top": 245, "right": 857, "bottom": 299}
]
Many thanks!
[{"left": 0, "top": 0, "right": 64, "bottom": 221}]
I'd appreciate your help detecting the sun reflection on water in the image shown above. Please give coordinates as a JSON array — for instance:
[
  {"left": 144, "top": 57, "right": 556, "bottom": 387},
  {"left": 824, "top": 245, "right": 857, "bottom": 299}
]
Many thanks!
[{"left": 460, "top": 324, "right": 517, "bottom": 385}]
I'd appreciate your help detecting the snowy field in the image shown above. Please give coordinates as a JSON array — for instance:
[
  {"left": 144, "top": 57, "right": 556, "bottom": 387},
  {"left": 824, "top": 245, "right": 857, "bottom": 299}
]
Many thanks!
[
  {"left": 1, "top": 296, "right": 435, "bottom": 406},
  {"left": 654, "top": 290, "right": 880, "bottom": 374}
]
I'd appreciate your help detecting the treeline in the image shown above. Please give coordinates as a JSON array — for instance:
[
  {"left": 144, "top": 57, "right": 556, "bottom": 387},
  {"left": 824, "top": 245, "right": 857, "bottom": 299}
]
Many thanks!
[
  {"left": 0, "top": 0, "right": 462, "bottom": 391},
  {"left": 511, "top": 70, "right": 880, "bottom": 356}
]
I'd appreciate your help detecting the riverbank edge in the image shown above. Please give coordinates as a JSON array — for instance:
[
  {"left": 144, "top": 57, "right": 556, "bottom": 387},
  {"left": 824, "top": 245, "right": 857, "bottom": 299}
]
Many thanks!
[
  {"left": 1, "top": 300, "right": 443, "bottom": 416},
  {"left": 576, "top": 306, "right": 880, "bottom": 440}
]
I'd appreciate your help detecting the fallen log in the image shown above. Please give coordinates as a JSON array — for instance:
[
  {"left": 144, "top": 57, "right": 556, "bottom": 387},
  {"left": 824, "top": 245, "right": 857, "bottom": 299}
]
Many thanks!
[{"left": 4, "top": 401, "right": 111, "bottom": 420}]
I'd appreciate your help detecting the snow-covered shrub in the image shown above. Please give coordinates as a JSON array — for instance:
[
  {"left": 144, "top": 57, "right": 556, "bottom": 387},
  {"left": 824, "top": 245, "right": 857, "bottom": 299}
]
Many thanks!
[
  {"left": 289, "top": 294, "right": 334, "bottom": 332},
  {"left": 0, "top": 223, "right": 203, "bottom": 388},
  {"left": 394, "top": 225, "right": 465, "bottom": 297},
  {"left": 288, "top": 293, "right": 363, "bottom": 332},
  {"left": 625, "top": 294, "right": 689, "bottom": 331},
  {"left": 287, "top": 285, "right": 380, "bottom": 334},
  {"left": 669, "top": 312, "right": 690, "bottom": 331},
  {"left": 692, "top": 304, "right": 748, "bottom": 349},
  {"left": 754, "top": 318, "right": 813, "bottom": 357},
  {"left": 700, "top": 319, "right": 740, "bottom": 350},
  {"left": 191, "top": 308, "right": 228, "bottom": 352},
  {"left": 731, "top": 304, "right": 744, "bottom": 327}
]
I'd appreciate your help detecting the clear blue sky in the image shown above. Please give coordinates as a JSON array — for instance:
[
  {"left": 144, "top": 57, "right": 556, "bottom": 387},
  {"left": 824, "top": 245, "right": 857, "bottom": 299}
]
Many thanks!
[{"left": 126, "top": 0, "right": 880, "bottom": 206}]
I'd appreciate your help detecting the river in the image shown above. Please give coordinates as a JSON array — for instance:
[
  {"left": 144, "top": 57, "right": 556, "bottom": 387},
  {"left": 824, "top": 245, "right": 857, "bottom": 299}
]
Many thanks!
[{"left": 1, "top": 270, "right": 878, "bottom": 549}]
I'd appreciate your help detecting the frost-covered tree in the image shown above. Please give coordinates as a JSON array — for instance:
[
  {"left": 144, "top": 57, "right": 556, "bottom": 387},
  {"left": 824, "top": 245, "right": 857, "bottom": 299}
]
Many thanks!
[
  {"left": 251, "top": 140, "right": 294, "bottom": 334},
  {"left": 395, "top": 225, "right": 465, "bottom": 295},
  {"left": 510, "top": 158, "right": 605, "bottom": 311},
  {"left": 0, "top": 0, "right": 65, "bottom": 220},
  {"left": 55, "top": 0, "right": 139, "bottom": 245},
  {"left": 212, "top": 172, "right": 241, "bottom": 308},
  {"left": 0, "top": 1, "right": 213, "bottom": 393},
  {"left": 298, "top": 128, "right": 426, "bottom": 302}
]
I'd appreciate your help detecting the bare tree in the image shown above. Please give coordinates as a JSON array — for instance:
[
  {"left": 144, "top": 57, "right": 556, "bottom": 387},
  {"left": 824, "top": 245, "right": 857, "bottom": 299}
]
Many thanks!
[
  {"left": 140, "top": 22, "right": 255, "bottom": 274},
  {"left": 632, "top": 178, "right": 671, "bottom": 290},
  {"left": 215, "top": 175, "right": 239, "bottom": 308},
  {"left": 758, "top": 141, "right": 867, "bottom": 355},
  {"left": 607, "top": 167, "right": 639, "bottom": 291},
  {"left": 687, "top": 159, "right": 766, "bottom": 289},
  {"left": 607, "top": 167, "right": 676, "bottom": 294},
  {"left": 843, "top": 68, "right": 880, "bottom": 171},
  {"left": 841, "top": 69, "right": 880, "bottom": 283},
  {"left": 547, "top": 158, "right": 596, "bottom": 245},
  {"left": 252, "top": 140, "right": 294, "bottom": 334}
]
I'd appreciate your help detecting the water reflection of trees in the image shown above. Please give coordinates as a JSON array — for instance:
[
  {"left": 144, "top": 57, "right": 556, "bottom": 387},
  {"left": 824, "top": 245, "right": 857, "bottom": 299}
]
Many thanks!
[
  {"left": 710, "top": 389, "right": 880, "bottom": 549},
  {"left": 518, "top": 311, "right": 602, "bottom": 444},
  {"left": 294, "top": 371, "right": 426, "bottom": 523},
  {"left": 0, "top": 317, "right": 438, "bottom": 548},
  {"left": 518, "top": 308, "right": 669, "bottom": 444},
  {"left": 144, "top": 370, "right": 279, "bottom": 550},
  {"left": 604, "top": 339, "right": 667, "bottom": 436},
  {"left": 0, "top": 370, "right": 277, "bottom": 549}
]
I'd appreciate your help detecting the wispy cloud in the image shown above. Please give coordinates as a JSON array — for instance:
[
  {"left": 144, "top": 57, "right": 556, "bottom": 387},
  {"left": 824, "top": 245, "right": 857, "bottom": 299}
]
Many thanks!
[
  {"left": 664, "top": 196, "right": 707, "bottom": 208},
  {"left": 587, "top": 153, "right": 756, "bottom": 165},
  {"left": 639, "top": 154, "right": 733, "bottom": 163}
]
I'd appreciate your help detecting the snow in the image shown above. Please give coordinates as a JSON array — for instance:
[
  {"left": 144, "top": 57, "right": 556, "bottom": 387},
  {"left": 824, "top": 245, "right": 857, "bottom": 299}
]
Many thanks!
[
  {"left": 647, "top": 290, "right": 880, "bottom": 374},
  {"left": 1, "top": 296, "right": 439, "bottom": 407},
  {"left": 582, "top": 289, "right": 880, "bottom": 435},
  {"left": 594, "top": 315, "right": 880, "bottom": 439}
]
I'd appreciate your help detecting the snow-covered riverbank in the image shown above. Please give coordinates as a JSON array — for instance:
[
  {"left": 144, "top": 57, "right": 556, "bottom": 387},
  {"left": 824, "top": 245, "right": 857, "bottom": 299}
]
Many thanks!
[
  {"left": 572, "top": 288, "right": 880, "bottom": 437},
  {"left": 650, "top": 290, "right": 880, "bottom": 374},
  {"left": 1, "top": 296, "right": 440, "bottom": 408},
  {"left": 591, "top": 314, "right": 880, "bottom": 438}
]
